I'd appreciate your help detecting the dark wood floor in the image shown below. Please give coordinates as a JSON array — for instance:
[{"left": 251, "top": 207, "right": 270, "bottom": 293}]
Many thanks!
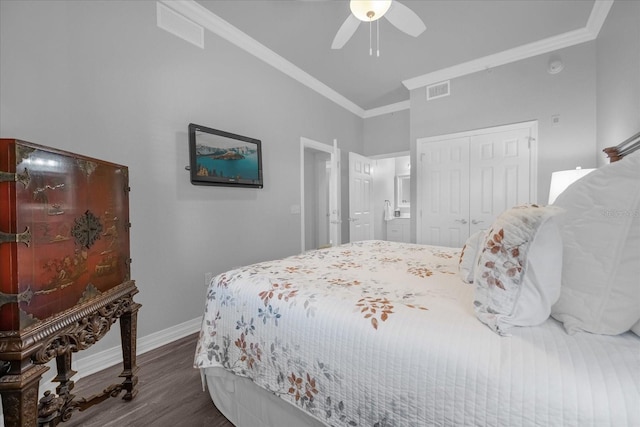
[{"left": 64, "top": 333, "right": 234, "bottom": 427}]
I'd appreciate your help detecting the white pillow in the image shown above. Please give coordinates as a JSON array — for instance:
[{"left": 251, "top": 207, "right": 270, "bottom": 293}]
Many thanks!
[
  {"left": 474, "top": 205, "right": 563, "bottom": 336},
  {"left": 458, "top": 230, "right": 485, "bottom": 283},
  {"left": 551, "top": 150, "right": 640, "bottom": 335}
]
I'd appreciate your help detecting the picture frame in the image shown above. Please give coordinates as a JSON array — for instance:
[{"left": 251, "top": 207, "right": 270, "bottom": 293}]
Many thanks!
[{"left": 188, "top": 123, "right": 263, "bottom": 188}]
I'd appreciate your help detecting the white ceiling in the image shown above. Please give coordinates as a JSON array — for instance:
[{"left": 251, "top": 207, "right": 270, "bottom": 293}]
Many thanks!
[{"left": 193, "top": 0, "right": 598, "bottom": 113}]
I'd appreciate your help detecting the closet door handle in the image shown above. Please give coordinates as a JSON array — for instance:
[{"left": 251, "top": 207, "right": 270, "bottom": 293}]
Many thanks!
[
  {"left": 471, "top": 219, "right": 483, "bottom": 225},
  {"left": 454, "top": 219, "right": 468, "bottom": 224}
]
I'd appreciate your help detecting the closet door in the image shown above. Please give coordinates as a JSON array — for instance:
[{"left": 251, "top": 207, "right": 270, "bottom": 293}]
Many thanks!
[
  {"left": 417, "top": 122, "right": 536, "bottom": 248},
  {"left": 418, "top": 137, "right": 470, "bottom": 247},
  {"left": 469, "top": 128, "right": 531, "bottom": 235}
]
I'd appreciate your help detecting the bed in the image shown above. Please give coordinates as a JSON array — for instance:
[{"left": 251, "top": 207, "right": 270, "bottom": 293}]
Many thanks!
[{"left": 194, "top": 139, "right": 640, "bottom": 427}]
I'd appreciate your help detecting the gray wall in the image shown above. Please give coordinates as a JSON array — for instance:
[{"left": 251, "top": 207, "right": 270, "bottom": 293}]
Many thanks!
[
  {"left": 0, "top": 1, "right": 362, "bottom": 358},
  {"left": 596, "top": 0, "right": 640, "bottom": 164},
  {"left": 408, "top": 42, "right": 598, "bottom": 232},
  {"left": 411, "top": 42, "right": 598, "bottom": 203},
  {"left": 363, "top": 109, "right": 410, "bottom": 156}
]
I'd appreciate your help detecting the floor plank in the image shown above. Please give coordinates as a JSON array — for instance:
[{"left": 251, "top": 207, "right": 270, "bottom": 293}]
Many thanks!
[{"left": 64, "top": 333, "right": 234, "bottom": 427}]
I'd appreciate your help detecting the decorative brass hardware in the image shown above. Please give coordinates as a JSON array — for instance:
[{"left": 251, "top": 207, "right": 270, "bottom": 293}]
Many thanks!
[
  {"left": 72, "top": 210, "right": 103, "bottom": 249},
  {"left": 0, "top": 167, "right": 30, "bottom": 186},
  {"left": 16, "top": 144, "right": 35, "bottom": 164},
  {"left": 76, "top": 158, "right": 97, "bottom": 178},
  {"left": 0, "top": 226, "right": 31, "bottom": 246},
  {"left": 0, "top": 286, "right": 34, "bottom": 308},
  {"left": 0, "top": 171, "right": 14, "bottom": 182}
]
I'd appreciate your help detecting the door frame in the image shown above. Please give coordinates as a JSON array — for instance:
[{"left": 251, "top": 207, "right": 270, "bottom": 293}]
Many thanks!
[
  {"left": 300, "top": 137, "right": 341, "bottom": 253},
  {"left": 415, "top": 121, "right": 538, "bottom": 244}
]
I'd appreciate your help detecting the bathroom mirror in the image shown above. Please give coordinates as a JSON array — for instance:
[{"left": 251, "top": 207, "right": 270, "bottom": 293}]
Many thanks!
[{"left": 396, "top": 175, "right": 410, "bottom": 208}]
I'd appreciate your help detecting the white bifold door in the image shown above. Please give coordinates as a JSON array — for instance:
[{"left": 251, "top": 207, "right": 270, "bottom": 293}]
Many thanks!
[{"left": 417, "top": 122, "right": 536, "bottom": 248}]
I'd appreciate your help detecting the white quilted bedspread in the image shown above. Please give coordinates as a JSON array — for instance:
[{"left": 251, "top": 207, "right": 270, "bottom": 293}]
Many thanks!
[{"left": 194, "top": 241, "right": 640, "bottom": 427}]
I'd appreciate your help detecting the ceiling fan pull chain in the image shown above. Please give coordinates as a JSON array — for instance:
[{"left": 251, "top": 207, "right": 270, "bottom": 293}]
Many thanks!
[
  {"left": 369, "top": 19, "right": 372, "bottom": 56},
  {"left": 377, "top": 19, "right": 380, "bottom": 57}
]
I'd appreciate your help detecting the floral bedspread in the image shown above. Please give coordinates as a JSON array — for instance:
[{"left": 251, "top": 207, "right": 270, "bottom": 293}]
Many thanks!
[
  {"left": 194, "top": 240, "right": 463, "bottom": 426},
  {"left": 194, "top": 240, "right": 640, "bottom": 426}
]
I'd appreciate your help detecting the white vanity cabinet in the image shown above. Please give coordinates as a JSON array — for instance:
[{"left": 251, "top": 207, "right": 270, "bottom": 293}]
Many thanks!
[{"left": 386, "top": 218, "right": 410, "bottom": 243}]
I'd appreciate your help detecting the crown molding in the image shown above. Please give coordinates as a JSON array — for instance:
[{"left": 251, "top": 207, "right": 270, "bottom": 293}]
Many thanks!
[
  {"left": 586, "top": 0, "right": 614, "bottom": 37},
  {"left": 402, "top": 0, "right": 613, "bottom": 91},
  {"left": 363, "top": 100, "right": 410, "bottom": 118},
  {"left": 160, "top": 1, "right": 365, "bottom": 118},
  {"left": 160, "top": 0, "right": 612, "bottom": 120},
  {"left": 403, "top": 28, "right": 593, "bottom": 90}
]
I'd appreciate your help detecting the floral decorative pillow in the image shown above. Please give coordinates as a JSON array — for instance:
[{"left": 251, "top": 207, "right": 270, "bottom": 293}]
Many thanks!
[
  {"left": 458, "top": 230, "right": 485, "bottom": 283},
  {"left": 474, "top": 205, "right": 563, "bottom": 336}
]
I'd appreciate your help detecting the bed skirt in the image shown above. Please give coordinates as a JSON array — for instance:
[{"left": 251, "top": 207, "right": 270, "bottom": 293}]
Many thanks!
[{"left": 204, "top": 367, "right": 326, "bottom": 427}]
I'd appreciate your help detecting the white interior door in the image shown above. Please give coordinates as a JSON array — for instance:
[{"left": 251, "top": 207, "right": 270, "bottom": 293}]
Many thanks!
[
  {"left": 417, "top": 122, "right": 536, "bottom": 248},
  {"left": 348, "top": 152, "right": 373, "bottom": 242},
  {"left": 469, "top": 128, "right": 531, "bottom": 234},
  {"left": 418, "top": 137, "right": 470, "bottom": 247},
  {"left": 300, "top": 138, "right": 341, "bottom": 252}
]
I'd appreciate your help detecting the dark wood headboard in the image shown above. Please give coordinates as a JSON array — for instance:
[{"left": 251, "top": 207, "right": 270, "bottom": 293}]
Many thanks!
[{"left": 603, "top": 131, "right": 640, "bottom": 162}]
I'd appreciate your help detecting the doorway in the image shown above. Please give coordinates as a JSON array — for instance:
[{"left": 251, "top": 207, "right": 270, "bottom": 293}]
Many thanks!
[
  {"left": 371, "top": 152, "right": 410, "bottom": 241},
  {"left": 300, "top": 138, "right": 340, "bottom": 252}
]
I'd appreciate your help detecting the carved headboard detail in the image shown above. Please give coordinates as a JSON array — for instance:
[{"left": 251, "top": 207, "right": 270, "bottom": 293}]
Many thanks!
[{"left": 603, "top": 131, "right": 640, "bottom": 163}]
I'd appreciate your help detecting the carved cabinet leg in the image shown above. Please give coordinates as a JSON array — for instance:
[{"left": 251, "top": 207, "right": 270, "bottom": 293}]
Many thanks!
[
  {"left": 35, "top": 351, "right": 77, "bottom": 425},
  {"left": 0, "top": 361, "right": 48, "bottom": 427},
  {"left": 53, "top": 351, "right": 76, "bottom": 398},
  {"left": 119, "top": 300, "right": 141, "bottom": 401}
]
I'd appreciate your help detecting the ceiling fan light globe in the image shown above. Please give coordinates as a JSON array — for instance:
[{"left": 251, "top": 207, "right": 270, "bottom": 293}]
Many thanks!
[{"left": 350, "top": 0, "right": 392, "bottom": 22}]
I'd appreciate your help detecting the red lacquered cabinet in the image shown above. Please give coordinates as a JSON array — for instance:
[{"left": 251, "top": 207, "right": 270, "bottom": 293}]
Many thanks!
[{"left": 0, "top": 140, "right": 140, "bottom": 427}]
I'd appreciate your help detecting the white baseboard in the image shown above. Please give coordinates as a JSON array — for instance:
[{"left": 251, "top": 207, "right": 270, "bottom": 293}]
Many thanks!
[{"left": 40, "top": 316, "right": 202, "bottom": 393}]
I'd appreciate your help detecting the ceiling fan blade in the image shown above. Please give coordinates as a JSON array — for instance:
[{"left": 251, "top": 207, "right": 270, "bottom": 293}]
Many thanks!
[
  {"left": 331, "top": 14, "right": 360, "bottom": 49},
  {"left": 384, "top": 1, "right": 426, "bottom": 37}
]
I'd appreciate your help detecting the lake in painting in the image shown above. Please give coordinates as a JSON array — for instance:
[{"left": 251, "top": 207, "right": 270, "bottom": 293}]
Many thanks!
[{"left": 196, "top": 152, "right": 260, "bottom": 181}]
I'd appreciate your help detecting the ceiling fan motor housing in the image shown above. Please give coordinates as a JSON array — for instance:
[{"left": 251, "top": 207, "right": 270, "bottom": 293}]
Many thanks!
[{"left": 350, "top": 0, "right": 392, "bottom": 22}]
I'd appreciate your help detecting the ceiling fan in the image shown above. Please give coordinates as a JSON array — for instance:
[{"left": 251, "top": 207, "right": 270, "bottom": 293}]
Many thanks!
[{"left": 332, "top": 0, "right": 426, "bottom": 55}]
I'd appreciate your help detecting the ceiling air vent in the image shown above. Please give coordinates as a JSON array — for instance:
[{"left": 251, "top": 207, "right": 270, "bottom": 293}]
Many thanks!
[{"left": 426, "top": 80, "right": 450, "bottom": 101}]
